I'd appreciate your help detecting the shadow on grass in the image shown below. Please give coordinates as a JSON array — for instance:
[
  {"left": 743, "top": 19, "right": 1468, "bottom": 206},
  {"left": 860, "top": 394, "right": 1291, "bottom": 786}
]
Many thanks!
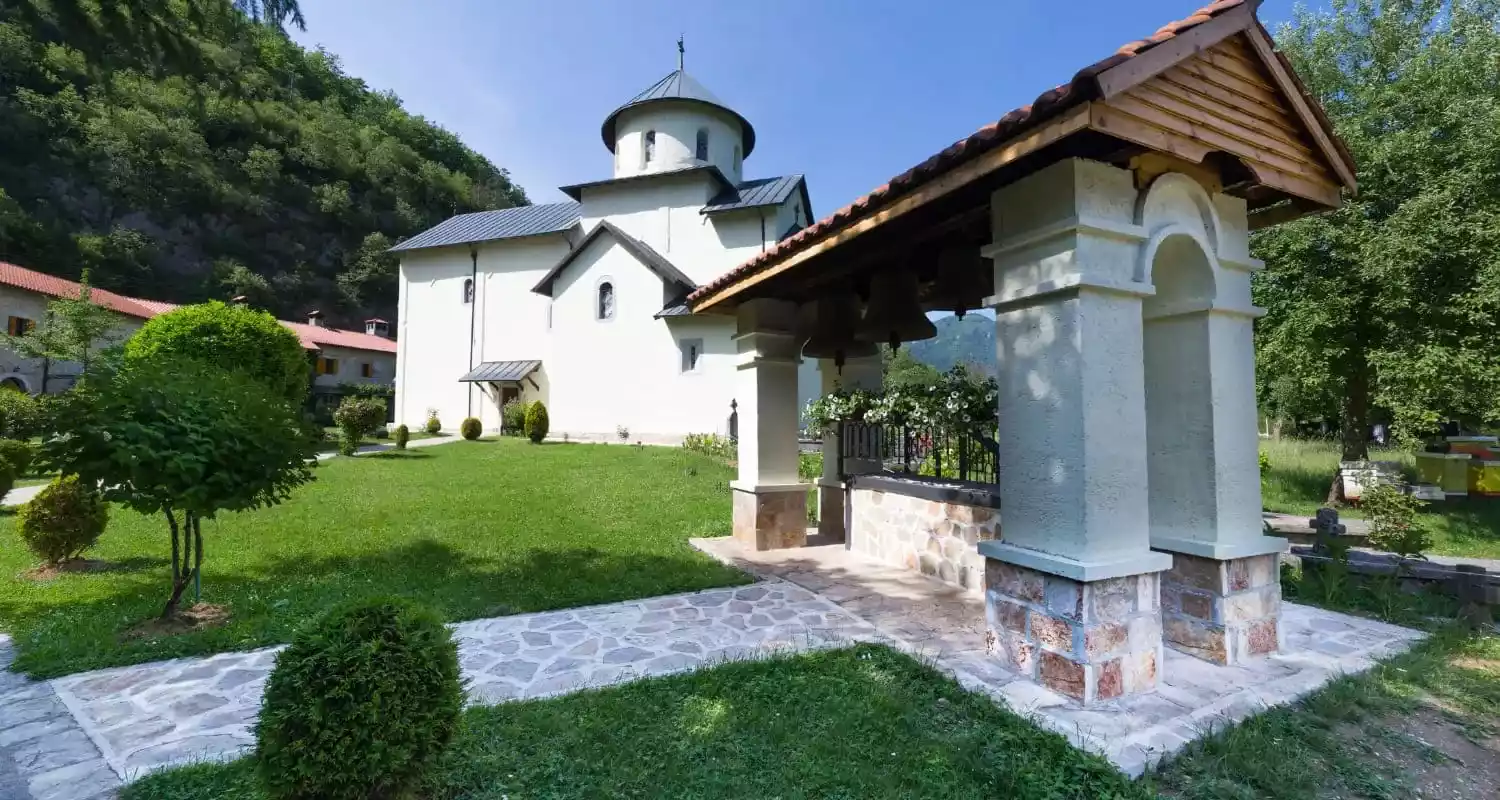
[
  {"left": 2, "top": 538, "right": 749, "bottom": 679},
  {"left": 1421, "top": 496, "right": 1500, "bottom": 554},
  {"left": 360, "top": 451, "right": 434, "bottom": 460}
]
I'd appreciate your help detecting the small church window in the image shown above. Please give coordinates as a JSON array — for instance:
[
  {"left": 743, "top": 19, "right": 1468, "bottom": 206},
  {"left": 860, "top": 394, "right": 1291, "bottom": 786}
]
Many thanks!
[
  {"left": 462, "top": 278, "right": 474, "bottom": 304},
  {"left": 680, "top": 338, "right": 703, "bottom": 373},
  {"left": 695, "top": 128, "right": 709, "bottom": 161},
  {"left": 643, "top": 131, "right": 656, "bottom": 165},
  {"left": 733, "top": 144, "right": 741, "bottom": 173},
  {"left": 597, "top": 281, "right": 615, "bottom": 320}
]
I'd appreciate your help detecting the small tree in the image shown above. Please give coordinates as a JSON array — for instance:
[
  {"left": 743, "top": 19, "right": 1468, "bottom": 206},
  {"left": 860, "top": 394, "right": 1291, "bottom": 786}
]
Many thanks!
[
  {"left": 393, "top": 423, "right": 409, "bottom": 449},
  {"left": 5, "top": 271, "right": 122, "bottom": 390},
  {"left": 332, "top": 397, "right": 385, "bottom": 456},
  {"left": 1362, "top": 484, "right": 1432, "bottom": 562},
  {"left": 39, "top": 358, "right": 314, "bottom": 618},
  {"left": 124, "top": 301, "right": 310, "bottom": 402},
  {"left": 424, "top": 408, "right": 442, "bottom": 435},
  {"left": 524, "top": 401, "right": 548, "bottom": 444}
]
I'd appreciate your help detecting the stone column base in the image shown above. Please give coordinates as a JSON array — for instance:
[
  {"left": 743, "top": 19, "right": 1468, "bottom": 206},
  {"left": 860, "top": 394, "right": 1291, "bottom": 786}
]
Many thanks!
[
  {"left": 732, "top": 485, "right": 808, "bottom": 551},
  {"left": 816, "top": 480, "right": 846, "bottom": 543},
  {"left": 1159, "top": 552, "right": 1282, "bottom": 665},
  {"left": 983, "top": 559, "right": 1163, "bottom": 704}
]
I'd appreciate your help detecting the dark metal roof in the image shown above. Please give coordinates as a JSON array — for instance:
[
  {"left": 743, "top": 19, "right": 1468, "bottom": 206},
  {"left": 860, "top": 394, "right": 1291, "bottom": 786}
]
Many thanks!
[
  {"left": 389, "top": 203, "right": 582, "bottom": 253},
  {"left": 654, "top": 296, "right": 693, "bottom": 318},
  {"left": 601, "top": 69, "right": 756, "bottom": 157},
  {"left": 458, "top": 360, "right": 542, "bottom": 383},
  {"left": 702, "top": 174, "right": 809, "bottom": 215},
  {"left": 558, "top": 165, "right": 731, "bottom": 201},
  {"left": 532, "top": 221, "right": 697, "bottom": 297}
]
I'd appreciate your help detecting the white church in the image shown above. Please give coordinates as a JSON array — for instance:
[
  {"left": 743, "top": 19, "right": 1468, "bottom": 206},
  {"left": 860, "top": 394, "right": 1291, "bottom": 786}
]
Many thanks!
[{"left": 390, "top": 58, "right": 819, "bottom": 441}]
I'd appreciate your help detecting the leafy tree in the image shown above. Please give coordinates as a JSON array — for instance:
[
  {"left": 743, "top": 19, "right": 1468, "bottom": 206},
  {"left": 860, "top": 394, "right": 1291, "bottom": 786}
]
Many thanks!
[
  {"left": 38, "top": 357, "right": 314, "bottom": 618},
  {"left": 882, "top": 345, "right": 942, "bottom": 389},
  {"left": 332, "top": 396, "right": 384, "bottom": 456},
  {"left": 1255, "top": 0, "right": 1500, "bottom": 472},
  {"left": 4, "top": 271, "right": 124, "bottom": 388},
  {"left": 124, "top": 301, "right": 310, "bottom": 402}
]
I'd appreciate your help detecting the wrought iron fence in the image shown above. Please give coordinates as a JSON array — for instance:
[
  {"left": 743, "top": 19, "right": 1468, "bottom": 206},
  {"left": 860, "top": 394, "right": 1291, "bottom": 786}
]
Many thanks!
[{"left": 837, "top": 421, "right": 999, "bottom": 485}]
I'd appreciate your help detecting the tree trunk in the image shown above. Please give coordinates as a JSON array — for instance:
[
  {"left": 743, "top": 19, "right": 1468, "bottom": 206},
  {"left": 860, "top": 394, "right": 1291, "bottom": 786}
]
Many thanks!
[
  {"left": 1326, "top": 363, "right": 1372, "bottom": 505},
  {"left": 161, "top": 509, "right": 195, "bottom": 620}
]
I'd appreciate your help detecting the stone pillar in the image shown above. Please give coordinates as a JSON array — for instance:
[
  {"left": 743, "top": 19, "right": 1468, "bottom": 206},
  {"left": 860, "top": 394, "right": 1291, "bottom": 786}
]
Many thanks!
[
  {"left": 816, "top": 353, "right": 882, "bottom": 542},
  {"left": 732, "top": 299, "right": 807, "bottom": 550},
  {"left": 1135, "top": 175, "right": 1287, "bottom": 664},
  {"left": 979, "top": 159, "right": 1171, "bottom": 703}
]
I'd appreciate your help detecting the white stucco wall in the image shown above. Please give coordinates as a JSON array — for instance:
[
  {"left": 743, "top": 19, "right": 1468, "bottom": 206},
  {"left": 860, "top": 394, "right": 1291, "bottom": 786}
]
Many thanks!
[
  {"left": 613, "top": 103, "right": 745, "bottom": 182},
  {"left": 0, "top": 285, "right": 142, "bottom": 393},
  {"left": 311, "top": 344, "right": 395, "bottom": 390}
]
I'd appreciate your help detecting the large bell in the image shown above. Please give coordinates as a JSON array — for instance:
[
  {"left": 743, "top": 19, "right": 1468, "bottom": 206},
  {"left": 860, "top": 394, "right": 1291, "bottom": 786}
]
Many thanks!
[
  {"left": 855, "top": 269, "right": 936, "bottom": 349},
  {"left": 931, "top": 246, "right": 990, "bottom": 319},
  {"left": 802, "top": 293, "right": 877, "bottom": 370}
]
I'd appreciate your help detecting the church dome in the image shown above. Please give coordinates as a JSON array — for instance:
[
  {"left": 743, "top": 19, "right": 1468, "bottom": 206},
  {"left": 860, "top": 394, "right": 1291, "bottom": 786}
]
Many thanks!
[{"left": 601, "top": 69, "right": 756, "bottom": 158}]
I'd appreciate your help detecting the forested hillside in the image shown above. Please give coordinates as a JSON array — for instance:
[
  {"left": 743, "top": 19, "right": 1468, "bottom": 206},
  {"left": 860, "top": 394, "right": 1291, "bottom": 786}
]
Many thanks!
[
  {"left": 0, "top": 0, "right": 526, "bottom": 326},
  {"left": 905, "top": 314, "right": 996, "bottom": 377}
]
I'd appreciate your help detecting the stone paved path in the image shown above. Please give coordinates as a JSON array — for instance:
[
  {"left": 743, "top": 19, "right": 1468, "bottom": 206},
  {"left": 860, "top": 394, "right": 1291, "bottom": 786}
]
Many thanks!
[
  {"left": 2, "top": 484, "right": 44, "bottom": 507},
  {"left": 7, "top": 582, "right": 874, "bottom": 795},
  {"left": 0, "top": 637, "right": 117, "bottom": 800}
]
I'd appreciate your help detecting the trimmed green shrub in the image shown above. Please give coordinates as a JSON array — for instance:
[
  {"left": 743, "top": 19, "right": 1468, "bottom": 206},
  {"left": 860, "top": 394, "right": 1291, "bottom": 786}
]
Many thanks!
[
  {"left": 394, "top": 424, "right": 410, "bottom": 449},
  {"left": 332, "top": 397, "right": 385, "bottom": 457},
  {"left": 0, "top": 389, "right": 41, "bottom": 439},
  {"left": 0, "top": 457, "right": 17, "bottom": 505},
  {"left": 256, "top": 598, "right": 463, "bottom": 800},
  {"left": 1363, "top": 483, "right": 1432, "bottom": 560},
  {"left": 500, "top": 399, "right": 526, "bottom": 436},
  {"left": 460, "top": 416, "right": 482, "bottom": 440},
  {"left": 123, "top": 301, "right": 309, "bottom": 402},
  {"left": 425, "top": 408, "right": 442, "bottom": 435},
  {"left": 683, "top": 433, "right": 734, "bottom": 460},
  {"left": 524, "top": 401, "right": 549, "bottom": 443},
  {"left": 0, "top": 438, "right": 35, "bottom": 477},
  {"left": 18, "top": 475, "right": 109, "bottom": 565}
]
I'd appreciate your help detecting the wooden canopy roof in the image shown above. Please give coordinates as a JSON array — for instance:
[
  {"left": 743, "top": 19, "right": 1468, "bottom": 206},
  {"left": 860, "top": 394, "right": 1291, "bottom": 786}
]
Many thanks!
[{"left": 689, "top": 0, "right": 1355, "bottom": 314}]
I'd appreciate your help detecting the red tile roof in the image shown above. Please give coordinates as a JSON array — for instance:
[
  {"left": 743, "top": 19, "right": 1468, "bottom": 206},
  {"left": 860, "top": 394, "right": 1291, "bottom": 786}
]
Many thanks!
[
  {"left": 0, "top": 260, "right": 397, "bottom": 354},
  {"left": 687, "top": 0, "right": 1260, "bottom": 308}
]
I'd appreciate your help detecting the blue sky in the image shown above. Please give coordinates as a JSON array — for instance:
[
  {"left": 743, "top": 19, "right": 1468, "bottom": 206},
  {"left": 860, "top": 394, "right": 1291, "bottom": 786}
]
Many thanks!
[{"left": 292, "top": 0, "right": 1313, "bottom": 216}]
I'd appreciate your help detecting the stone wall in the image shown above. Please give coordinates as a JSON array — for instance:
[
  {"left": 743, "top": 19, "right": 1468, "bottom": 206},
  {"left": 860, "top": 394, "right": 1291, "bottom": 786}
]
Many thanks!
[
  {"left": 846, "top": 476, "right": 1000, "bottom": 593},
  {"left": 732, "top": 487, "right": 807, "bottom": 552},
  {"left": 1160, "top": 552, "right": 1281, "bottom": 665}
]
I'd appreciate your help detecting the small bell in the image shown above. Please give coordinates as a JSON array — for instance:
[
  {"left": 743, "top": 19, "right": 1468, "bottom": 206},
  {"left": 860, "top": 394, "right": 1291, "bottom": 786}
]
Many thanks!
[
  {"left": 855, "top": 269, "right": 936, "bottom": 350},
  {"left": 932, "top": 246, "right": 990, "bottom": 319},
  {"left": 802, "top": 292, "right": 877, "bottom": 371}
]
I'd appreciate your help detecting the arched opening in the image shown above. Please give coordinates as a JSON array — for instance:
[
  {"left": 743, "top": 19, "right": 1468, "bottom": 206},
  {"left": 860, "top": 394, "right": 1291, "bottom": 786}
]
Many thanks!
[
  {"left": 0, "top": 377, "right": 28, "bottom": 393},
  {"left": 695, "top": 128, "right": 709, "bottom": 161},
  {"left": 597, "top": 281, "right": 615, "bottom": 320},
  {"left": 643, "top": 131, "right": 656, "bottom": 166},
  {"left": 462, "top": 278, "right": 474, "bottom": 304},
  {"left": 1142, "top": 233, "right": 1219, "bottom": 546}
]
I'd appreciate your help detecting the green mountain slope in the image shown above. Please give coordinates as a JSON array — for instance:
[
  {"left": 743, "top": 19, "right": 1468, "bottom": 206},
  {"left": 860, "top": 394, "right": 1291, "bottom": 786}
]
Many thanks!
[
  {"left": 0, "top": 2, "right": 525, "bottom": 326},
  {"left": 905, "top": 314, "right": 996, "bottom": 376}
]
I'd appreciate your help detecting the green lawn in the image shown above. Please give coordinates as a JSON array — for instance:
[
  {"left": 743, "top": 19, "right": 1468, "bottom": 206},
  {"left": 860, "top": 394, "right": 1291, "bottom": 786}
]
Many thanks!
[
  {"left": 0, "top": 440, "right": 748, "bottom": 678},
  {"left": 315, "top": 426, "right": 444, "bottom": 452},
  {"left": 121, "top": 643, "right": 1149, "bottom": 800},
  {"left": 1260, "top": 438, "right": 1500, "bottom": 560}
]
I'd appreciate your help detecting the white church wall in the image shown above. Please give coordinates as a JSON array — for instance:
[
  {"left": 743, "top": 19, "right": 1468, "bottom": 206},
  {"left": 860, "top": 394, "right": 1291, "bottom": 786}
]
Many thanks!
[
  {"left": 613, "top": 104, "right": 744, "bottom": 182},
  {"left": 395, "top": 246, "right": 475, "bottom": 430},
  {"left": 473, "top": 235, "right": 573, "bottom": 430}
]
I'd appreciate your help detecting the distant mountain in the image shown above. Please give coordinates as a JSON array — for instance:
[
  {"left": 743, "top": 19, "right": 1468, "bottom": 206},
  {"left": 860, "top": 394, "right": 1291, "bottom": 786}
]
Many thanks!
[{"left": 906, "top": 314, "right": 996, "bottom": 377}]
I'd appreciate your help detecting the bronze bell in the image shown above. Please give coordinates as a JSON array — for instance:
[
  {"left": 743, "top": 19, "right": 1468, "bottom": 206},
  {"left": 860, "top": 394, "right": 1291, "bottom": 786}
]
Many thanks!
[
  {"left": 932, "top": 245, "right": 990, "bottom": 319},
  {"left": 855, "top": 269, "right": 936, "bottom": 350},
  {"left": 802, "top": 292, "right": 877, "bottom": 370}
]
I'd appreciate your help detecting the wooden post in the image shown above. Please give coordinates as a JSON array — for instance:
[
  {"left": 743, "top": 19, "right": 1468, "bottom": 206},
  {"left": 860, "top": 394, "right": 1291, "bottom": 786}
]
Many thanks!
[{"left": 1455, "top": 564, "right": 1493, "bottom": 629}]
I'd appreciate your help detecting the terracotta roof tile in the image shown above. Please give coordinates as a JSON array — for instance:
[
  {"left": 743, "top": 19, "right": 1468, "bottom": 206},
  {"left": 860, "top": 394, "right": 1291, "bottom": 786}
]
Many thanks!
[{"left": 686, "top": 1, "right": 1261, "bottom": 308}]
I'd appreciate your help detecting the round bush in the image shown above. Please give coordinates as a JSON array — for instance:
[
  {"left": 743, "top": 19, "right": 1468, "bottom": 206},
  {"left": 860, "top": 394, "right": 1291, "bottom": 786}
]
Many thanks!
[
  {"left": 18, "top": 475, "right": 109, "bottom": 565},
  {"left": 0, "top": 438, "right": 35, "bottom": 477},
  {"left": 500, "top": 399, "right": 526, "bottom": 436},
  {"left": 424, "top": 409, "right": 442, "bottom": 435},
  {"left": 524, "top": 401, "right": 549, "bottom": 444},
  {"left": 124, "top": 301, "right": 309, "bottom": 402},
  {"left": 459, "top": 417, "right": 481, "bottom": 440},
  {"left": 0, "top": 389, "right": 40, "bottom": 440},
  {"left": 393, "top": 424, "right": 410, "bottom": 449},
  {"left": 256, "top": 598, "right": 462, "bottom": 800}
]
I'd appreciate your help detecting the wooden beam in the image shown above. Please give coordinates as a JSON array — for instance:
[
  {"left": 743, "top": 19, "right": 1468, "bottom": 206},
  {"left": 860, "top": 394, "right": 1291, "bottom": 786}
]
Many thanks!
[
  {"left": 691, "top": 104, "right": 1092, "bottom": 312},
  {"left": 1243, "top": 25, "right": 1359, "bottom": 193},
  {"left": 1093, "top": 3, "right": 1256, "bottom": 100},
  {"left": 1248, "top": 199, "right": 1319, "bottom": 229}
]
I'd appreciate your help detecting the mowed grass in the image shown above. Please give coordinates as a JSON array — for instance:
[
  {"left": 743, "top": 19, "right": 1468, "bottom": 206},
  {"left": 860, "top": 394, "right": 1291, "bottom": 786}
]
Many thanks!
[
  {"left": 0, "top": 439, "right": 748, "bottom": 678},
  {"left": 121, "top": 643, "right": 1151, "bottom": 800},
  {"left": 1259, "top": 438, "right": 1500, "bottom": 560}
]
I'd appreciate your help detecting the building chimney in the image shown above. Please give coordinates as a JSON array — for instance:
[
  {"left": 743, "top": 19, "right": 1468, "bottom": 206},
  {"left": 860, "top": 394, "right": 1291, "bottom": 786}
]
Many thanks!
[
  {"left": 307, "top": 310, "right": 325, "bottom": 327},
  {"left": 365, "top": 318, "right": 390, "bottom": 338}
]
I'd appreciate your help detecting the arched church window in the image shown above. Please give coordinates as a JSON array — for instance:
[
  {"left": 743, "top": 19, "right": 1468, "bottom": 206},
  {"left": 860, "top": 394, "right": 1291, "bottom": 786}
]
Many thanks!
[
  {"left": 695, "top": 128, "right": 709, "bottom": 161},
  {"left": 733, "top": 144, "right": 741, "bottom": 173},
  {"left": 643, "top": 131, "right": 656, "bottom": 165},
  {"left": 462, "top": 278, "right": 473, "bottom": 304},
  {"left": 597, "top": 281, "right": 615, "bottom": 320}
]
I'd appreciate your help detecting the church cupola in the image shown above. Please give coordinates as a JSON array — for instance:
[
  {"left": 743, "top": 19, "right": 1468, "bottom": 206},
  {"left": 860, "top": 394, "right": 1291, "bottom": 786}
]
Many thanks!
[{"left": 601, "top": 39, "right": 754, "bottom": 182}]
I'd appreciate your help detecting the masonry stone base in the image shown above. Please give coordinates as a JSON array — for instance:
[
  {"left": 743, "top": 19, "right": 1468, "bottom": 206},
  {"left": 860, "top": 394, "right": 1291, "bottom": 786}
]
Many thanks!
[
  {"left": 1159, "top": 552, "right": 1282, "bottom": 665},
  {"left": 732, "top": 488, "right": 808, "bottom": 551},
  {"left": 984, "top": 560, "right": 1163, "bottom": 704},
  {"left": 816, "top": 483, "right": 846, "bottom": 543},
  {"left": 848, "top": 482, "right": 999, "bottom": 593}
]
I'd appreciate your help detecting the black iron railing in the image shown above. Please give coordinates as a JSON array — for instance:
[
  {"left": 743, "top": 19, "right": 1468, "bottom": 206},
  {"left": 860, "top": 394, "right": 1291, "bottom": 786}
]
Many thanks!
[{"left": 837, "top": 421, "right": 999, "bottom": 485}]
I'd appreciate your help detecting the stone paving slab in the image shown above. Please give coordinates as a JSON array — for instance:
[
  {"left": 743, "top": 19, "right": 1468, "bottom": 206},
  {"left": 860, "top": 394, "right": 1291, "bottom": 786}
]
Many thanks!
[
  {"left": 0, "top": 636, "right": 118, "bottom": 800},
  {"left": 35, "top": 582, "right": 877, "bottom": 790},
  {"left": 692, "top": 537, "right": 1427, "bottom": 777}
]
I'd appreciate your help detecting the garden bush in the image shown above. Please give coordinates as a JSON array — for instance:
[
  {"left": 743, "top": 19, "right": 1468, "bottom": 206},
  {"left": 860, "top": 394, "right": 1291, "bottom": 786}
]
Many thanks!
[
  {"left": 682, "top": 432, "right": 735, "bottom": 460},
  {"left": 500, "top": 399, "right": 526, "bottom": 435},
  {"left": 425, "top": 408, "right": 442, "bottom": 435},
  {"left": 256, "top": 598, "right": 463, "bottom": 800},
  {"left": 17, "top": 475, "right": 109, "bottom": 565},
  {"left": 460, "top": 416, "right": 482, "bottom": 440},
  {"left": 332, "top": 397, "right": 385, "bottom": 457},
  {"left": 394, "top": 424, "right": 410, "bottom": 449},
  {"left": 0, "top": 388, "right": 40, "bottom": 439},
  {"left": 0, "top": 438, "right": 35, "bottom": 477},
  {"left": 524, "top": 401, "right": 549, "bottom": 443},
  {"left": 1363, "top": 483, "right": 1432, "bottom": 560},
  {"left": 123, "top": 301, "right": 309, "bottom": 402}
]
